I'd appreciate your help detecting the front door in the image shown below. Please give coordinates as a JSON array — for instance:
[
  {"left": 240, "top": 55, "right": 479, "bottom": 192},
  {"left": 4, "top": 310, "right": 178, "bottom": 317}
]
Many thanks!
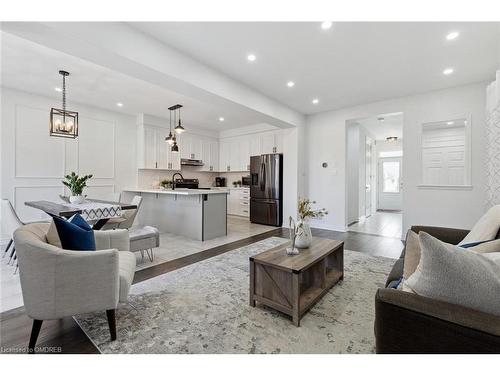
[{"left": 378, "top": 157, "right": 402, "bottom": 210}]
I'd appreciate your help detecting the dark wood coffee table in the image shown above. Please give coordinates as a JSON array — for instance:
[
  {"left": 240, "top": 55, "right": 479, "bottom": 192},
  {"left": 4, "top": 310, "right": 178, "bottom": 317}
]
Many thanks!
[{"left": 249, "top": 237, "right": 344, "bottom": 326}]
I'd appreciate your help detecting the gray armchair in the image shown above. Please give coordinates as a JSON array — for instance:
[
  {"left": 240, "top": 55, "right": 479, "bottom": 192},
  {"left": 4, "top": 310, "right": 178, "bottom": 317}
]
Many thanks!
[{"left": 13, "top": 223, "right": 136, "bottom": 353}]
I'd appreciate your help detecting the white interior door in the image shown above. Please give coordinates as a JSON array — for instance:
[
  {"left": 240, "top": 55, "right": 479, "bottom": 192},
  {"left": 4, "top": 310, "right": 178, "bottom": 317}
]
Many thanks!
[
  {"left": 378, "top": 157, "right": 402, "bottom": 210},
  {"left": 365, "top": 138, "right": 373, "bottom": 217}
]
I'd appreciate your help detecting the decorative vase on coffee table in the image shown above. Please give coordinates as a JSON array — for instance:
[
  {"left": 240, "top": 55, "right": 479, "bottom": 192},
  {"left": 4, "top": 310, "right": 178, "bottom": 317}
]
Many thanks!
[
  {"left": 69, "top": 195, "right": 85, "bottom": 204},
  {"left": 295, "top": 220, "right": 312, "bottom": 248}
]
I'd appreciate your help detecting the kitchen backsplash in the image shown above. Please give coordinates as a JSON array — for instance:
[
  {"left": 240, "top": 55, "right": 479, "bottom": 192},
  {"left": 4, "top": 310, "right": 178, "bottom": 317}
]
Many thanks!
[
  {"left": 137, "top": 169, "right": 250, "bottom": 189},
  {"left": 217, "top": 172, "right": 251, "bottom": 187},
  {"left": 138, "top": 168, "right": 217, "bottom": 189}
]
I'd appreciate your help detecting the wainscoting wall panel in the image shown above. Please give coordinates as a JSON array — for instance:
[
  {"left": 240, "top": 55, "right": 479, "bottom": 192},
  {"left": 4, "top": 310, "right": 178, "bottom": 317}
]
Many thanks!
[
  {"left": 14, "top": 186, "right": 65, "bottom": 222},
  {"left": 15, "top": 104, "right": 67, "bottom": 178}
]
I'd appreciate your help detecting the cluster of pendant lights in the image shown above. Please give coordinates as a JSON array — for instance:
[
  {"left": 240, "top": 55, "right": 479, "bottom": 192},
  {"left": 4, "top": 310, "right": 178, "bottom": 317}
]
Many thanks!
[
  {"left": 50, "top": 70, "right": 79, "bottom": 138},
  {"left": 165, "top": 104, "right": 185, "bottom": 152},
  {"left": 48, "top": 70, "right": 188, "bottom": 151}
]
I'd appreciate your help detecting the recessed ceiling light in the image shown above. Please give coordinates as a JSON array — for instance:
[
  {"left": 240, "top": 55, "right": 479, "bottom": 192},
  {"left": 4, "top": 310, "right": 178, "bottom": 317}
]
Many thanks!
[
  {"left": 446, "top": 31, "right": 460, "bottom": 40},
  {"left": 287, "top": 81, "right": 295, "bottom": 88},
  {"left": 219, "top": 117, "right": 225, "bottom": 122},
  {"left": 247, "top": 54, "right": 256, "bottom": 62},
  {"left": 321, "top": 21, "right": 333, "bottom": 30},
  {"left": 116, "top": 102, "right": 123, "bottom": 107},
  {"left": 54, "top": 87, "right": 62, "bottom": 92},
  {"left": 443, "top": 68, "right": 454, "bottom": 75},
  {"left": 447, "top": 121, "right": 454, "bottom": 125},
  {"left": 312, "top": 98, "right": 319, "bottom": 105}
]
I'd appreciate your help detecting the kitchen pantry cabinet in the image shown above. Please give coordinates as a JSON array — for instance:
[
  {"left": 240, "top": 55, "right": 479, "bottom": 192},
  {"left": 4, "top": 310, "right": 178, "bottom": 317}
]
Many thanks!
[{"left": 137, "top": 124, "right": 180, "bottom": 170}]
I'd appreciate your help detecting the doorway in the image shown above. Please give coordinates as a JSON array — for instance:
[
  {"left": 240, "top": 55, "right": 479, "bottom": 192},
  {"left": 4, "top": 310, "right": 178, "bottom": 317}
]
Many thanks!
[{"left": 346, "top": 112, "right": 404, "bottom": 239}]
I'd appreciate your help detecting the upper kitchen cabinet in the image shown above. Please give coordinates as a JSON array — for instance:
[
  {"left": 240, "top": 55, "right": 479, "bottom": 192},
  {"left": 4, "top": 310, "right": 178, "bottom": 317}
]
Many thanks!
[
  {"left": 137, "top": 124, "right": 180, "bottom": 170},
  {"left": 261, "top": 130, "right": 283, "bottom": 154},
  {"left": 201, "top": 138, "right": 219, "bottom": 172},
  {"left": 178, "top": 133, "right": 204, "bottom": 160}
]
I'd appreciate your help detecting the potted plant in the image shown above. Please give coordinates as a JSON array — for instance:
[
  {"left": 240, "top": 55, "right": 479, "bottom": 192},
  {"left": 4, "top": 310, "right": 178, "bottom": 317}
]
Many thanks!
[
  {"left": 232, "top": 181, "right": 238, "bottom": 188},
  {"left": 62, "top": 172, "right": 93, "bottom": 204},
  {"left": 295, "top": 198, "right": 328, "bottom": 248},
  {"left": 236, "top": 180, "right": 242, "bottom": 187},
  {"left": 161, "top": 179, "right": 172, "bottom": 190}
]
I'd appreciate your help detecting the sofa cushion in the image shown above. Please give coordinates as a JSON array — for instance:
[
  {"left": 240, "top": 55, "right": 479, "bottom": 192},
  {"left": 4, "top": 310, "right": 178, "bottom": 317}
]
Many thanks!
[
  {"left": 405, "top": 232, "right": 500, "bottom": 316},
  {"left": 385, "top": 258, "right": 404, "bottom": 287},
  {"left": 53, "top": 214, "right": 96, "bottom": 251},
  {"left": 458, "top": 205, "right": 500, "bottom": 246},
  {"left": 403, "top": 230, "right": 421, "bottom": 279},
  {"left": 459, "top": 238, "right": 500, "bottom": 253}
]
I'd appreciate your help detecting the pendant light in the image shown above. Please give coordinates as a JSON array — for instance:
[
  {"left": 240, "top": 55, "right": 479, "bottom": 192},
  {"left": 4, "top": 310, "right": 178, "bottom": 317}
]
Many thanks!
[
  {"left": 165, "top": 110, "right": 174, "bottom": 145},
  {"left": 50, "top": 70, "right": 78, "bottom": 138},
  {"left": 174, "top": 105, "right": 185, "bottom": 134},
  {"left": 171, "top": 108, "right": 179, "bottom": 153}
]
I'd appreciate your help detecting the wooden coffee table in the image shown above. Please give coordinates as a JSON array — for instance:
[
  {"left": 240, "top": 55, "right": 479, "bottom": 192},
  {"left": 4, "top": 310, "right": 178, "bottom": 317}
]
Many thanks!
[{"left": 249, "top": 237, "right": 344, "bottom": 326}]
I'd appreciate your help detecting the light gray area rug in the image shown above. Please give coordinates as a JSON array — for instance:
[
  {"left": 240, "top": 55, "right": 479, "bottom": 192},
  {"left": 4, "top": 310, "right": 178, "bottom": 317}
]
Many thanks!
[{"left": 75, "top": 237, "right": 393, "bottom": 354}]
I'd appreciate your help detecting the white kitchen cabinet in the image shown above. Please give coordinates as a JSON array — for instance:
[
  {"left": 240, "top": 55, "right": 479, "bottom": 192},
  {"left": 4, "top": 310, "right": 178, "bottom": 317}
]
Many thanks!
[
  {"left": 229, "top": 140, "right": 241, "bottom": 172},
  {"left": 239, "top": 138, "right": 251, "bottom": 172},
  {"left": 250, "top": 137, "right": 262, "bottom": 156},
  {"left": 178, "top": 133, "right": 192, "bottom": 160},
  {"left": 201, "top": 138, "right": 219, "bottom": 172},
  {"left": 137, "top": 124, "right": 181, "bottom": 170},
  {"left": 210, "top": 140, "right": 219, "bottom": 172},
  {"left": 219, "top": 141, "right": 230, "bottom": 172},
  {"left": 228, "top": 188, "right": 250, "bottom": 217},
  {"left": 261, "top": 131, "right": 283, "bottom": 154}
]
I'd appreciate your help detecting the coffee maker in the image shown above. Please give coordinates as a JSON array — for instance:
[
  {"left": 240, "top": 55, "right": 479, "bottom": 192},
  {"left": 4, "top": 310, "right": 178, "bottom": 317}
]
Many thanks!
[{"left": 215, "top": 177, "right": 226, "bottom": 187}]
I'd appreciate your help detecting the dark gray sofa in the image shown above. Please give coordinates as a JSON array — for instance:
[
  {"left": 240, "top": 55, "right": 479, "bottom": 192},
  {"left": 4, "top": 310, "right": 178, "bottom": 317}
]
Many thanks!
[{"left": 374, "top": 225, "right": 500, "bottom": 353}]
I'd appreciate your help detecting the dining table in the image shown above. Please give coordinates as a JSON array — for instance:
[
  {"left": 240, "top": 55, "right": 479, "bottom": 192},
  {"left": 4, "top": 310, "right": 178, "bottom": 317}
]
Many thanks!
[{"left": 24, "top": 199, "right": 137, "bottom": 230}]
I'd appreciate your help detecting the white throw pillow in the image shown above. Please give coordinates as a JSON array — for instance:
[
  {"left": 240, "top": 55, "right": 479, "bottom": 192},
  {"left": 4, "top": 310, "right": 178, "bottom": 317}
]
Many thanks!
[
  {"left": 459, "top": 205, "right": 500, "bottom": 246},
  {"left": 46, "top": 220, "right": 62, "bottom": 248},
  {"left": 405, "top": 232, "right": 500, "bottom": 316},
  {"left": 467, "top": 239, "right": 500, "bottom": 254}
]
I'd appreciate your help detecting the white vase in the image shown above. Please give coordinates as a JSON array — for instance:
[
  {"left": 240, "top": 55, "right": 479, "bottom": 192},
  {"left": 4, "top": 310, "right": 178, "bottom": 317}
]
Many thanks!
[
  {"left": 69, "top": 195, "right": 85, "bottom": 204},
  {"left": 295, "top": 220, "right": 312, "bottom": 248}
]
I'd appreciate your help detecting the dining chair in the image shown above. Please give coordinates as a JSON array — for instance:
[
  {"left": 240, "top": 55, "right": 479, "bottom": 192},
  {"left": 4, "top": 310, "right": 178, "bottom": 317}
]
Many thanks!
[
  {"left": 101, "top": 195, "right": 143, "bottom": 230},
  {"left": 2, "top": 199, "right": 49, "bottom": 273},
  {"left": 1, "top": 199, "right": 23, "bottom": 265}
]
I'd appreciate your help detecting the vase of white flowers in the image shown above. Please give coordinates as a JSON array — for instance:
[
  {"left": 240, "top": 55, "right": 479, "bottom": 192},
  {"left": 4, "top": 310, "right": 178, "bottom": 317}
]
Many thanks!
[{"left": 295, "top": 198, "right": 328, "bottom": 248}]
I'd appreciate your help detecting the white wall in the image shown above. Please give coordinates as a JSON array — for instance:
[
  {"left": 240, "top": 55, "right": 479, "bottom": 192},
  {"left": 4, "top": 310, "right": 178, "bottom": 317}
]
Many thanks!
[
  {"left": 305, "top": 82, "right": 487, "bottom": 233},
  {"left": 0, "top": 88, "right": 138, "bottom": 226},
  {"left": 346, "top": 123, "right": 359, "bottom": 224}
]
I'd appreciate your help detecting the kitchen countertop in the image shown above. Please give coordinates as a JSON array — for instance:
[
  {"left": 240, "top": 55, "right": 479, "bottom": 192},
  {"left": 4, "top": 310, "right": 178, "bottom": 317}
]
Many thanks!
[{"left": 123, "top": 188, "right": 229, "bottom": 196}]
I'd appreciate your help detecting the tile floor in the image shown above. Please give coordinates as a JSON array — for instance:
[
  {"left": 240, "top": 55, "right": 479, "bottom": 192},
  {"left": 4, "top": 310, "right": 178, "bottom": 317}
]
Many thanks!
[
  {"left": 0, "top": 216, "right": 276, "bottom": 312},
  {"left": 134, "top": 216, "right": 276, "bottom": 270},
  {"left": 348, "top": 211, "right": 403, "bottom": 239}
]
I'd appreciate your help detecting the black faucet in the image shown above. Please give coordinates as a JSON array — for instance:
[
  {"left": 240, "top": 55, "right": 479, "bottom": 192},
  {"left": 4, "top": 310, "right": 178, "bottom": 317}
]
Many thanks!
[{"left": 171, "top": 172, "right": 184, "bottom": 190}]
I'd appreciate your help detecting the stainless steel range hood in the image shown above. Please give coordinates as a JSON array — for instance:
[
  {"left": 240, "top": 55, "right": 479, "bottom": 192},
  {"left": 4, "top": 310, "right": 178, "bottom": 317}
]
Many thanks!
[{"left": 181, "top": 158, "right": 204, "bottom": 166}]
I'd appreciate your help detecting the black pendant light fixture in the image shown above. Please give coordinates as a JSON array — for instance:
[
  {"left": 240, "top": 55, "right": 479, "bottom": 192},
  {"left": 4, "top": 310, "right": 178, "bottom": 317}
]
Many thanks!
[
  {"left": 50, "top": 70, "right": 78, "bottom": 138},
  {"left": 169, "top": 105, "right": 180, "bottom": 153},
  {"left": 165, "top": 109, "right": 174, "bottom": 145},
  {"left": 174, "top": 105, "right": 185, "bottom": 134}
]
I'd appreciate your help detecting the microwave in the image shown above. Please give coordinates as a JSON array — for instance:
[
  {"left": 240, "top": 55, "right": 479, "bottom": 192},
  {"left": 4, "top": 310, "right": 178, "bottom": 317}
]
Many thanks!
[{"left": 241, "top": 176, "right": 251, "bottom": 186}]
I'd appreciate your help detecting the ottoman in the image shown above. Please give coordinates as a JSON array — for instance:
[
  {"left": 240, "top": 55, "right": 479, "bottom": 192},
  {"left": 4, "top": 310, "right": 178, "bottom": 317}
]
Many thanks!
[{"left": 129, "top": 226, "right": 160, "bottom": 262}]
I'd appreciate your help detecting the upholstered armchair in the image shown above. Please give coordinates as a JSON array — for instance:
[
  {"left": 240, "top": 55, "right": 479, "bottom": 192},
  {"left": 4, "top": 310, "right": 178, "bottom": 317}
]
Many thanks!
[{"left": 13, "top": 223, "right": 136, "bottom": 353}]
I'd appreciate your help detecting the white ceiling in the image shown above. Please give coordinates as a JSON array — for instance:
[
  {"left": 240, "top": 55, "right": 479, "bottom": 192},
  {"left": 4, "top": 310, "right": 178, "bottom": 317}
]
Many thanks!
[
  {"left": 130, "top": 22, "right": 500, "bottom": 114},
  {"left": 356, "top": 112, "right": 403, "bottom": 140},
  {"left": 0, "top": 32, "right": 271, "bottom": 131}
]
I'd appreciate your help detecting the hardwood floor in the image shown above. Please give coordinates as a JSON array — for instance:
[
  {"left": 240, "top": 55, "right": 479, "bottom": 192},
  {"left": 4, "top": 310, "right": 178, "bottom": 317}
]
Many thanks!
[{"left": 0, "top": 227, "right": 403, "bottom": 354}]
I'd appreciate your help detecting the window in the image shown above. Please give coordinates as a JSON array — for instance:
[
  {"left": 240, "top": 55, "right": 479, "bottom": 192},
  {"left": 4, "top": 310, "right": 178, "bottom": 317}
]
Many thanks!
[
  {"left": 382, "top": 161, "right": 400, "bottom": 193},
  {"left": 379, "top": 150, "right": 403, "bottom": 158}
]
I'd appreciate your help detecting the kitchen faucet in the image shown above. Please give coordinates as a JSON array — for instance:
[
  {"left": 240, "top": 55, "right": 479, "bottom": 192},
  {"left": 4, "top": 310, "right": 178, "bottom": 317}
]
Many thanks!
[{"left": 171, "top": 172, "right": 184, "bottom": 190}]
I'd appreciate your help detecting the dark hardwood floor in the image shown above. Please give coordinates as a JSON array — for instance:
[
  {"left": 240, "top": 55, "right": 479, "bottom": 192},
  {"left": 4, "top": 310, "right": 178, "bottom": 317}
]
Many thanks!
[{"left": 0, "top": 227, "right": 403, "bottom": 354}]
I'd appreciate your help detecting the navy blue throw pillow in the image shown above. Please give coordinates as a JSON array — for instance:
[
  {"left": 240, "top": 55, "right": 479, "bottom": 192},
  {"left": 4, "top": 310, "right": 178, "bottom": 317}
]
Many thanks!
[{"left": 53, "top": 214, "right": 96, "bottom": 251}]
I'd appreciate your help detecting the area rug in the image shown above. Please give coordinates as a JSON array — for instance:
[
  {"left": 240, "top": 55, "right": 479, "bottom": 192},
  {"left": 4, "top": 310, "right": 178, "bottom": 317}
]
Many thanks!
[{"left": 75, "top": 237, "right": 393, "bottom": 354}]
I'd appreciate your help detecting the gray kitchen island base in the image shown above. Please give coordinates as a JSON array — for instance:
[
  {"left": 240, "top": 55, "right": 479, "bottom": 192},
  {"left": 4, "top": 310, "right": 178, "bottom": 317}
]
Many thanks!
[{"left": 122, "top": 189, "right": 228, "bottom": 241}]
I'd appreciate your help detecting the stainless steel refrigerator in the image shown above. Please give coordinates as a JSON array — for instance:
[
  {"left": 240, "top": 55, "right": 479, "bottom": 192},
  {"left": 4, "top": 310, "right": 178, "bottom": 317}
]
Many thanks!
[{"left": 250, "top": 154, "right": 283, "bottom": 226}]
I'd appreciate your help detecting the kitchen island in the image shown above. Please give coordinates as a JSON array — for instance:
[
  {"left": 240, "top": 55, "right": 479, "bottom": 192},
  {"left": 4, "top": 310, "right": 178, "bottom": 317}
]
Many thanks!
[{"left": 122, "top": 188, "right": 228, "bottom": 241}]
